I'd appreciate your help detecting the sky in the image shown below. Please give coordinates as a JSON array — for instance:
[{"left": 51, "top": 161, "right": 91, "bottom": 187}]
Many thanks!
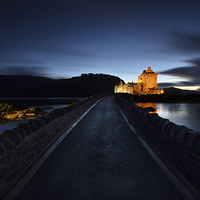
[{"left": 1, "top": 0, "right": 200, "bottom": 90}]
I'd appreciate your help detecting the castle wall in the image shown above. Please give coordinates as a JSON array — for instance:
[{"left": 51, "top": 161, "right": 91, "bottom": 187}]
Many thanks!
[
  {"left": 115, "top": 67, "right": 159, "bottom": 95},
  {"left": 114, "top": 82, "right": 142, "bottom": 95},
  {"left": 114, "top": 81, "right": 123, "bottom": 93}
]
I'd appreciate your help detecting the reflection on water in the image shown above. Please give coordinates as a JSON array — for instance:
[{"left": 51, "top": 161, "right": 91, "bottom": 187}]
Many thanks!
[
  {"left": 135, "top": 102, "right": 200, "bottom": 131},
  {"left": 136, "top": 102, "right": 157, "bottom": 113}
]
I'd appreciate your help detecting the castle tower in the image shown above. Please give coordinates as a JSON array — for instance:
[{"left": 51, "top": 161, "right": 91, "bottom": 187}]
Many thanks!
[
  {"left": 114, "top": 81, "right": 124, "bottom": 93},
  {"left": 138, "top": 67, "right": 158, "bottom": 93}
]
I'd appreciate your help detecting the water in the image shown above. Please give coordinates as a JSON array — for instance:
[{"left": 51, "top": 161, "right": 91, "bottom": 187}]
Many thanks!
[
  {"left": 135, "top": 102, "right": 200, "bottom": 131},
  {"left": 0, "top": 98, "right": 83, "bottom": 134},
  {"left": 2, "top": 99, "right": 200, "bottom": 134}
]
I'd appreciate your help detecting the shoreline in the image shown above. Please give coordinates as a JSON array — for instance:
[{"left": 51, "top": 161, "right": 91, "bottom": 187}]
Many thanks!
[{"left": 0, "top": 102, "right": 47, "bottom": 120}]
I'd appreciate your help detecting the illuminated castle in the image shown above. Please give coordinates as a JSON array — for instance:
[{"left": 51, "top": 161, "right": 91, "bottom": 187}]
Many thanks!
[{"left": 114, "top": 67, "right": 163, "bottom": 95}]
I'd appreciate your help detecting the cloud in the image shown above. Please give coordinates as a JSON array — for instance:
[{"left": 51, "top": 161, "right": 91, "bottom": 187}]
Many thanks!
[
  {"left": 0, "top": 59, "right": 43, "bottom": 65},
  {"left": 157, "top": 29, "right": 200, "bottom": 88},
  {"left": 64, "top": 48, "right": 94, "bottom": 57},
  {"left": 0, "top": 66, "right": 47, "bottom": 77},
  {"left": 32, "top": 44, "right": 94, "bottom": 57},
  {"left": 159, "top": 59, "right": 200, "bottom": 79},
  {"left": 158, "top": 82, "right": 177, "bottom": 88},
  {"left": 166, "top": 30, "right": 200, "bottom": 54},
  {"left": 158, "top": 80, "right": 200, "bottom": 88},
  {"left": 159, "top": 66, "right": 200, "bottom": 79},
  {"left": 158, "top": 59, "right": 200, "bottom": 88}
]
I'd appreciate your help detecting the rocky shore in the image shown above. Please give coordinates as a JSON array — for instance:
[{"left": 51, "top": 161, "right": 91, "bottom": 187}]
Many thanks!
[{"left": 0, "top": 102, "right": 47, "bottom": 120}]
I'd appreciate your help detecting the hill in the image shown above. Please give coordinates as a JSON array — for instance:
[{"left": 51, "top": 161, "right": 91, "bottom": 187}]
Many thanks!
[
  {"left": 163, "top": 87, "right": 199, "bottom": 95},
  {"left": 0, "top": 74, "right": 122, "bottom": 97}
]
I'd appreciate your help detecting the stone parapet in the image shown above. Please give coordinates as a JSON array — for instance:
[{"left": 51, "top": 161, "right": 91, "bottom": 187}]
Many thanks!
[
  {"left": 0, "top": 94, "right": 104, "bottom": 199},
  {"left": 114, "top": 94, "right": 200, "bottom": 197}
]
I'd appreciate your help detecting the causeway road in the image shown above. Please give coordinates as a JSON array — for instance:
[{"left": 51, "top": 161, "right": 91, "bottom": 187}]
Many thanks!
[{"left": 16, "top": 96, "right": 183, "bottom": 200}]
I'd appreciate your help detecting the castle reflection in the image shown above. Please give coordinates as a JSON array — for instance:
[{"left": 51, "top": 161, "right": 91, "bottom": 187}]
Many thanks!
[{"left": 135, "top": 102, "right": 157, "bottom": 113}]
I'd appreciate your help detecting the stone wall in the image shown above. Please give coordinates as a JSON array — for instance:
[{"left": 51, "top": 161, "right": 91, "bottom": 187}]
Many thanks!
[
  {"left": 0, "top": 95, "right": 104, "bottom": 199},
  {"left": 114, "top": 94, "right": 200, "bottom": 196}
]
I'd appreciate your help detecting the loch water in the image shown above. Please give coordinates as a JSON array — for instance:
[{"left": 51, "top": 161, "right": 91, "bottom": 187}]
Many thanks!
[
  {"left": 1, "top": 99, "right": 200, "bottom": 134},
  {"left": 0, "top": 98, "right": 83, "bottom": 135},
  {"left": 135, "top": 102, "right": 200, "bottom": 131}
]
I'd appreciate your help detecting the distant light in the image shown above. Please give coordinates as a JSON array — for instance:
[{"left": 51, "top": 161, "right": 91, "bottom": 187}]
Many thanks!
[{"left": 175, "top": 86, "right": 199, "bottom": 91}]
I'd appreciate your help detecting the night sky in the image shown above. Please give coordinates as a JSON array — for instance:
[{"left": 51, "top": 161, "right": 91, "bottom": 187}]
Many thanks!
[{"left": 1, "top": 0, "right": 200, "bottom": 90}]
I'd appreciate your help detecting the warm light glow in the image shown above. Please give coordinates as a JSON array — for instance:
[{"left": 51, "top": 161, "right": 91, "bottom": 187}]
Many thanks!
[
  {"left": 136, "top": 102, "right": 157, "bottom": 113},
  {"left": 115, "top": 67, "right": 159, "bottom": 95},
  {"left": 175, "top": 86, "right": 199, "bottom": 91},
  {"left": 160, "top": 104, "right": 163, "bottom": 114},
  {"left": 157, "top": 89, "right": 164, "bottom": 94}
]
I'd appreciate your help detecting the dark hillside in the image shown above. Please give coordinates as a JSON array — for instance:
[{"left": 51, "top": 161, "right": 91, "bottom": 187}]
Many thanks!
[
  {"left": 0, "top": 75, "right": 52, "bottom": 97},
  {"left": 0, "top": 74, "right": 122, "bottom": 97}
]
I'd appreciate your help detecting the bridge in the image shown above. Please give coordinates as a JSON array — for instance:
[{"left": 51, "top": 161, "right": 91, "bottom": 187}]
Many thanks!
[{"left": 1, "top": 96, "right": 199, "bottom": 199}]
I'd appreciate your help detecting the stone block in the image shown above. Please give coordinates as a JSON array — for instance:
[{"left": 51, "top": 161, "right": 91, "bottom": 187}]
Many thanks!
[
  {"left": 54, "top": 109, "right": 61, "bottom": 117},
  {"left": 177, "top": 127, "right": 192, "bottom": 145},
  {"left": 46, "top": 115, "right": 53, "bottom": 122},
  {"left": 40, "top": 116, "right": 50, "bottom": 124},
  {"left": 169, "top": 125, "right": 185, "bottom": 142},
  {"left": 157, "top": 118, "right": 169, "bottom": 131},
  {"left": 145, "top": 113, "right": 151, "bottom": 121},
  {"left": 186, "top": 131, "right": 200, "bottom": 151},
  {"left": 161, "top": 121, "right": 170, "bottom": 134},
  {"left": 0, "top": 136, "right": 14, "bottom": 149},
  {"left": 28, "top": 120, "right": 38, "bottom": 131},
  {"left": 154, "top": 116, "right": 162, "bottom": 128},
  {"left": 17, "top": 123, "right": 31, "bottom": 135},
  {"left": 149, "top": 115, "right": 157, "bottom": 126},
  {"left": 59, "top": 108, "right": 66, "bottom": 115},
  {"left": 165, "top": 122, "right": 177, "bottom": 139},
  {"left": 2, "top": 130, "right": 22, "bottom": 145},
  {"left": 35, "top": 118, "right": 45, "bottom": 128},
  {"left": 39, "top": 117, "right": 45, "bottom": 125},
  {"left": 12, "top": 127, "right": 26, "bottom": 139}
]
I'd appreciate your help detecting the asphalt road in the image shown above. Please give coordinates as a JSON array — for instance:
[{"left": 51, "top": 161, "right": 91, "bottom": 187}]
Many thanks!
[{"left": 16, "top": 96, "right": 183, "bottom": 200}]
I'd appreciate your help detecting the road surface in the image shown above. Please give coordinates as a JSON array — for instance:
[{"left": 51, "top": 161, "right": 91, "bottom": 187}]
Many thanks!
[{"left": 16, "top": 96, "right": 183, "bottom": 200}]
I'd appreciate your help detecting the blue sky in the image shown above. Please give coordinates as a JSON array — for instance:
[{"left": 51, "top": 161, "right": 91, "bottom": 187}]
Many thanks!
[{"left": 1, "top": 0, "right": 200, "bottom": 89}]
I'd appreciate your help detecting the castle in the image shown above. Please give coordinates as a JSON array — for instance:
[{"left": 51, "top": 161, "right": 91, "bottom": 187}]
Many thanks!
[{"left": 114, "top": 67, "right": 163, "bottom": 95}]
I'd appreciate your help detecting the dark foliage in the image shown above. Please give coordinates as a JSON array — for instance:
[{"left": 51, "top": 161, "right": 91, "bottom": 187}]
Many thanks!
[{"left": 0, "top": 74, "right": 122, "bottom": 97}]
